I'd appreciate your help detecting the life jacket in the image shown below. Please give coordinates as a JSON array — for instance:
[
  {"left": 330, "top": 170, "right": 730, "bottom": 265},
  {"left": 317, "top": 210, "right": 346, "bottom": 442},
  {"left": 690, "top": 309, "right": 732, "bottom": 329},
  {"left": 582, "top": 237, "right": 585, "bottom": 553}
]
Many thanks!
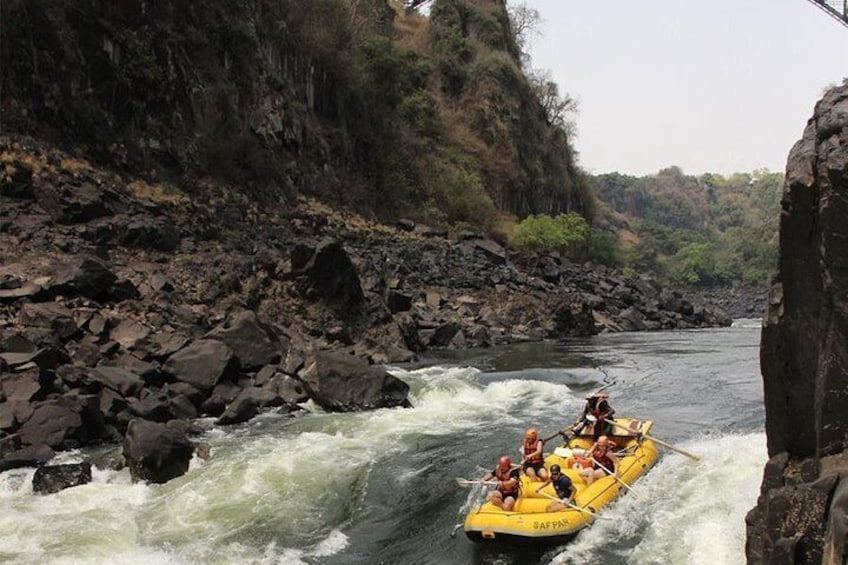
[
  {"left": 523, "top": 438, "right": 543, "bottom": 464},
  {"left": 592, "top": 445, "right": 614, "bottom": 472},
  {"left": 571, "top": 456, "right": 591, "bottom": 469},
  {"left": 495, "top": 467, "right": 519, "bottom": 497}
]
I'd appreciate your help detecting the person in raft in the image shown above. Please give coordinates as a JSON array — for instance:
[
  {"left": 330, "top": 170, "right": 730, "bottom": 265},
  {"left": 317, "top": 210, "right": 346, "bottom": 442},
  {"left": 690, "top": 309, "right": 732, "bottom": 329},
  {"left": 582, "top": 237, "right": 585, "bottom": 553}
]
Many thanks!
[
  {"left": 578, "top": 435, "right": 620, "bottom": 486},
  {"left": 482, "top": 455, "right": 520, "bottom": 511},
  {"left": 576, "top": 391, "right": 615, "bottom": 440},
  {"left": 539, "top": 464, "right": 575, "bottom": 512},
  {"left": 520, "top": 427, "right": 548, "bottom": 482}
]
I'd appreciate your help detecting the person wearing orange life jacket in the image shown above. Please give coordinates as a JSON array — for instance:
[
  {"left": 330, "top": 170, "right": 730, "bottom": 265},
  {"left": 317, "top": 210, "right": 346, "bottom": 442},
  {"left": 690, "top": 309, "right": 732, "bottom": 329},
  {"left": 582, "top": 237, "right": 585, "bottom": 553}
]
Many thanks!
[
  {"left": 481, "top": 455, "right": 520, "bottom": 511},
  {"left": 576, "top": 391, "right": 615, "bottom": 440},
  {"left": 520, "top": 427, "right": 548, "bottom": 482},
  {"left": 578, "top": 435, "right": 620, "bottom": 486}
]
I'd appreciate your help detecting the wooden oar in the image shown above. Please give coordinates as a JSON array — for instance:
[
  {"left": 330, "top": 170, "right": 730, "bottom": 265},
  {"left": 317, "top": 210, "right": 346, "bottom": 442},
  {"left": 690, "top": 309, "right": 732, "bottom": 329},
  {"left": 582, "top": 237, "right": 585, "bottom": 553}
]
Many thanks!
[
  {"left": 543, "top": 418, "right": 585, "bottom": 444},
  {"left": 604, "top": 419, "right": 701, "bottom": 461},
  {"left": 542, "top": 430, "right": 564, "bottom": 443},
  {"left": 589, "top": 457, "right": 642, "bottom": 499},
  {"left": 456, "top": 478, "right": 497, "bottom": 487},
  {"left": 535, "top": 490, "right": 605, "bottom": 519}
]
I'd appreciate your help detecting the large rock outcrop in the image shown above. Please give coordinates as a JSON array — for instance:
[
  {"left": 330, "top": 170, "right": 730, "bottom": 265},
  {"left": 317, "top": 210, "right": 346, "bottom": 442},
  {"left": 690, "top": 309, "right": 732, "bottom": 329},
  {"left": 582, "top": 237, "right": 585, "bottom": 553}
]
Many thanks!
[{"left": 747, "top": 85, "right": 848, "bottom": 564}]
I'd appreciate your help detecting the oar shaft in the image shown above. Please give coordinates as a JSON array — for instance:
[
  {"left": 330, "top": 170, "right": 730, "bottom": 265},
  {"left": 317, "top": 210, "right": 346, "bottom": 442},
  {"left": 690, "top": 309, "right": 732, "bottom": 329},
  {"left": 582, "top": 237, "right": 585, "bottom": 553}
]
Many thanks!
[
  {"left": 537, "top": 491, "right": 602, "bottom": 519},
  {"left": 645, "top": 434, "right": 701, "bottom": 461},
  {"left": 603, "top": 419, "right": 701, "bottom": 461},
  {"left": 456, "top": 478, "right": 497, "bottom": 486},
  {"left": 590, "top": 457, "right": 640, "bottom": 498}
]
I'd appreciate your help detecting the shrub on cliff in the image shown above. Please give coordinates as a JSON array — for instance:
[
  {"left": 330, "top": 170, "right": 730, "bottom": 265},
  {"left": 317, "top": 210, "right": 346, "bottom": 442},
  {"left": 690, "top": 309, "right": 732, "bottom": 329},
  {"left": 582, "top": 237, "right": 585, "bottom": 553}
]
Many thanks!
[{"left": 512, "top": 212, "right": 591, "bottom": 261}]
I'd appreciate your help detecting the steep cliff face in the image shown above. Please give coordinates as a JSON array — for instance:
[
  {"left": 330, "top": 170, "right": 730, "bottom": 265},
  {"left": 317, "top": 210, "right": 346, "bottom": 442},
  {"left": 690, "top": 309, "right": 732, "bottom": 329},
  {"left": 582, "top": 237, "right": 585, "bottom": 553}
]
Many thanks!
[
  {"left": 0, "top": 0, "right": 588, "bottom": 228},
  {"left": 747, "top": 85, "right": 848, "bottom": 564},
  {"left": 1, "top": 0, "right": 391, "bottom": 197}
]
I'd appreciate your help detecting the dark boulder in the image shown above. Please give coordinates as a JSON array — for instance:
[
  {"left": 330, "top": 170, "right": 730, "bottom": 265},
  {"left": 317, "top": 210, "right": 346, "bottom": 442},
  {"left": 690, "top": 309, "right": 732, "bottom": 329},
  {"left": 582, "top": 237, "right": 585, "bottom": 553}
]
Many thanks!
[
  {"left": 122, "top": 418, "right": 194, "bottom": 483},
  {"left": 1, "top": 368, "right": 50, "bottom": 401},
  {"left": 472, "top": 239, "right": 507, "bottom": 265},
  {"left": 204, "top": 310, "right": 284, "bottom": 370},
  {"left": 200, "top": 381, "right": 243, "bottom": 416},
  {"left": 386, "top": 290, "right": 413, "bottom": 313},
  {"left": 109, "top": 319, "right": 152, "bottom": 351},
  {"left": 19, "top": 302, "right": 78, "bottom": 342},
  {"left": 216, "top": 388, "right": 279, "bottom": 425},
  {"left": 299, "top": 350, "right": 411, "bottom": 412},
  {"left": 162, "top": 339, "right": 238, "bottom": 391},
  {"left": 429, "top": 322, "right": 462, "bottom": 348},
  {"left": 292, "top": 239, "right": 364, "bottom": 309},
  {"left": 551, "top": 296, "right": 597, "bottom": 337},
  {"left": 50, "top": 257, "right": 117, "bottom": 300},
  {"left": 18, "top": 401, "right": 83, "bottom": 449},
  {"left": 32, "top": 462, "right": 92, "bottom": 494},
  {"left": 121, "top": 218, "right": 181, "bottom": 252},
  {"left": 0, "top": 281, "right": 44, "bottom": 302},
  {"left": 262, "top": 373, "right": 309, "bottom": 405},
  {"left": 34, "top": 181, "right": 123, "bottom": 224},
  {"left": 0, "top": 443, "right": 55, "bottom": 472},
  {"left": 89, "top": 366, "right": 145, "bottom": 397}
]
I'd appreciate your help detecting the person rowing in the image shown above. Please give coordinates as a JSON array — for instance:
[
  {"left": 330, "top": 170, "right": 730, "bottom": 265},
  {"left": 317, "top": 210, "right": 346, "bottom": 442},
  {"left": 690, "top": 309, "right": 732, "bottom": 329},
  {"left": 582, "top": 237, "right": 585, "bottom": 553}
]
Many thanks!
[
  {"left": 579, "top": 435, "right": 620, "bottom": 486},
  {"left": 575, "top": 390, "right": 615, "bottom": 440},
  {"left": 537, "top": 464, "right": 575, "bottom": 512},
  {"left": 481, "top": 455, "right": 520, "bottom": 511}
]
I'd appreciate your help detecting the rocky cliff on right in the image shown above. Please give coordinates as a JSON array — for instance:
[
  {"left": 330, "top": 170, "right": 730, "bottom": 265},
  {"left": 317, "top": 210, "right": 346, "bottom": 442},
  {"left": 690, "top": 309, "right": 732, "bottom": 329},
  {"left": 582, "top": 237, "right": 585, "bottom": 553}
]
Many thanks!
[{"left": 746, "top": 85, "right": 848, "bottom": 564}]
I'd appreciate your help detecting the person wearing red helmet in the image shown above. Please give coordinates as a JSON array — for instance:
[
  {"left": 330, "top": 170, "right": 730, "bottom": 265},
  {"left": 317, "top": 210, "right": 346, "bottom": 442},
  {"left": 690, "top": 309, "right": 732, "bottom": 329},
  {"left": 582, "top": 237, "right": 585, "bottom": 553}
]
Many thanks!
[
  {"left": 520, "top": 427, "right": 548, "bottom": 482},
  {"left": 481, "top": 455, "right": 520, "bottom": 510}
]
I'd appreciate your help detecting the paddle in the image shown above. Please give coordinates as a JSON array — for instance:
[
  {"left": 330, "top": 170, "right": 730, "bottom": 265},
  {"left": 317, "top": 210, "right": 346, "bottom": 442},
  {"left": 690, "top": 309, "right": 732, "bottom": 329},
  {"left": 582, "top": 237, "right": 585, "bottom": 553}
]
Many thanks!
[
  {"left": 604, "top": 419, "right": 701, "bottom": 462},
  {"left": 589, "top": 457, "right": 642, "bottom": 499},
  {"left": 543, "top": 417, "right": 585, "bottom": 444},
  {"left": 456, "top": 478, "right": 497, "bottom": 487},
  {"left": 542, "top": 430, "right": 564, "bottom": 443},
  {"left": 534, "top": 490, "right": 605, "bottom": 519}
]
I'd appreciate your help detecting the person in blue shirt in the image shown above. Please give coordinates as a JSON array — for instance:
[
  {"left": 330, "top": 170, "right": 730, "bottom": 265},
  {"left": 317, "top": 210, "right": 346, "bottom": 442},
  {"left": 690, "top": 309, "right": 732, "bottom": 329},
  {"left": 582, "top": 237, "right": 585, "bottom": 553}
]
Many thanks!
[{"left": 539, "top": 464, "right": 575, "bottom": 511}]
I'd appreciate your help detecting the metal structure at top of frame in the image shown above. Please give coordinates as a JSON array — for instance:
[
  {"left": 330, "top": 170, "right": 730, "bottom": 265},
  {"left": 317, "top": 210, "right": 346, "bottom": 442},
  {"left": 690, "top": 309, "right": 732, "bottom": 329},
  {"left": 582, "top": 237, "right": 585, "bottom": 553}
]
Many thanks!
[{"left": 803, "top": 1, "right": 847, "bottom": 27}]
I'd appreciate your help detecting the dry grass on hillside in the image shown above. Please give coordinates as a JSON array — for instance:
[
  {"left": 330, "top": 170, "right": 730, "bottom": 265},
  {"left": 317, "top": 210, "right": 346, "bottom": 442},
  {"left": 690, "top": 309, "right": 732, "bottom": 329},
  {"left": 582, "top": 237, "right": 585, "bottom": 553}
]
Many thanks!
[
  {"left": 391, "top": 0, "right": 429, "bottom": 52},
  {"left": 126, "top": 180, "right": 189, "bottom": 204}
]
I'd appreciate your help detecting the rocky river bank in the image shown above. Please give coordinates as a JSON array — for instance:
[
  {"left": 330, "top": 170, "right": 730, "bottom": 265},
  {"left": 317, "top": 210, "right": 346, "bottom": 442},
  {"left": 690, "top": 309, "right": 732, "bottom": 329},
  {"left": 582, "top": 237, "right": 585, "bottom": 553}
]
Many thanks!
[{"left": 0, "top": 135, "right": 731, "bottom": 487}]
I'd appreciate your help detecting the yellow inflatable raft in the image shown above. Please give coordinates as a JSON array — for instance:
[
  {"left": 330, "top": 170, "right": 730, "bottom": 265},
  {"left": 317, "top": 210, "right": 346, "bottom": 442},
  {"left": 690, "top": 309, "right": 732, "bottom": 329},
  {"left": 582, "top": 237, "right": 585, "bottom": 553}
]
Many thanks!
[{"left": 464, "top": 418, "right": 659, "bottom": 543}]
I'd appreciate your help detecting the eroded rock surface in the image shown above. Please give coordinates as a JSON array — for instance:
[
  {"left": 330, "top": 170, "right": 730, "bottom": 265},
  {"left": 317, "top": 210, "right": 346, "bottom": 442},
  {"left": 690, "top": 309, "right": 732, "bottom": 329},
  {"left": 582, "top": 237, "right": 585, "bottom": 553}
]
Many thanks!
[{"left": 747, "top": 84, "right": 848, "bottom": 564}]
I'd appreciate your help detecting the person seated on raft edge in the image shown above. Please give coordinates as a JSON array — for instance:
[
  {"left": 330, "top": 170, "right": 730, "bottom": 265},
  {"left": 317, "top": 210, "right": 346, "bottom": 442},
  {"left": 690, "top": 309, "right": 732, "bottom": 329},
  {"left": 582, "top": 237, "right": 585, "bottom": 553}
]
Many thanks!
[
  {"left": 574, "top": 391, "right": 615, "bottom": 440},
  {"left": 482, "top": 455, "right": 520, "bottom": 511},
  {"left": 578, "top": 435, "right": 620, "bottom": 486},
  {"left": 538, "top": 464, "right": 575, "bottom": 512},
  {"left": 520, "top": 427, "right": 548, "bottom": 482}
]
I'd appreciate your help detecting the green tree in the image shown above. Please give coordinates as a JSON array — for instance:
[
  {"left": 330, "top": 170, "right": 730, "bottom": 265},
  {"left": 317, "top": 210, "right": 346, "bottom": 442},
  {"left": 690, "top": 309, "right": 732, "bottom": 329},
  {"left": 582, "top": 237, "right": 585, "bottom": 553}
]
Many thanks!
[{"left": 512, "top": 212, "right": 591, "bottom": 260}]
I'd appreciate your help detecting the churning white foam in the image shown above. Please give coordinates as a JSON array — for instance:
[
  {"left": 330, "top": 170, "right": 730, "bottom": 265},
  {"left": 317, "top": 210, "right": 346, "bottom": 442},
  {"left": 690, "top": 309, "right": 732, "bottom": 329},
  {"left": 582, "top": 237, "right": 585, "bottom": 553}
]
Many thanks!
[
  {"left": 0, "top": 364, "right": 610, "bottom": 564},
  {"left": 549, "top": 432, "right": 767, "bottom": 565}
]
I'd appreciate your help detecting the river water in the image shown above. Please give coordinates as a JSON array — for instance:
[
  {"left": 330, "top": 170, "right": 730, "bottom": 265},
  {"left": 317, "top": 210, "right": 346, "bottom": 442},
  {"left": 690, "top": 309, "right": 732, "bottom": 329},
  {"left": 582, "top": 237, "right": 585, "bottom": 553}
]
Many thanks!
[{"left": 0, "top": 320, "right": 765, "bottom": 565}]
